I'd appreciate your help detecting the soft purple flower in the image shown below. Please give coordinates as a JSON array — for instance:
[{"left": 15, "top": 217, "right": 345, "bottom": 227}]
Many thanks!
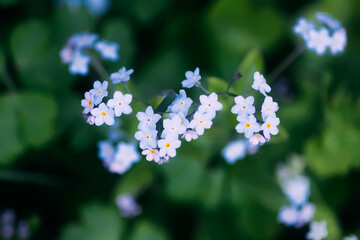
[{"left": 116, "top": 194, "right": 142, "bottom": 218}]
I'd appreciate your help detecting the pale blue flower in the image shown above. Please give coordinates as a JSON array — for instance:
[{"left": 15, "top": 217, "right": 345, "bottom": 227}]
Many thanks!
[
  {"left": 116, "top": 194, "right": 142, "bottom": 218},
  {"left": 236, "top": 115, "right": 261, "bottom": 139},
  {"left": 135, "top": 128, "right": 158, "bottom": 150},
  {"left": 107, "top": 91, "right": 132, "bottom": 117},
  {"left": 198, "top": 93, "right": 223, "bottom": 119},
  {"left": 329, "top": 28, "right": 347, "bottom": 55},
  {"left": 136, "top": 106, "right": 161, "bottom": 130},
  {"left": 261, "top": 96, "right": 279, "bottom": 120},
  {"left": 316, "top": 12, "right": 342, "bottom": 30},
  {"left": 158, "top": 137, "right": 181, "bottom": 158},
  {"left": 293, "top": 18, "right": 316, "bottom": 40},
  {"left": 168, "top": 90, "right": 193, "bottom": 115},
  {"left": 261, "top": 116, "right": 280, "bottom": 139},
  {"left": 90, "top": 102, "right": 114, "bottom": 126},
  {"left": 98, "top": 141, "right": 114, "bottom": 164},
  {"left": 95, "top": 40, "right": 119, "bottom": 61},
  {"left": 182, "top": 67, "right": 201, "bottom": 88},
  {"left": 278, "top": 203, "right": 315, "bottom": 228},
  {"left": 231, "top": 95, "right": 255, "bottom": 117},
  {"left": 221, "top": 139, "right": 247, "bottom": 164},
  {"left": 307, "top": 28, "right": 331, "bottom": 55},
  {"left": 85, "top": 0, "right": 110, "bottom": 16},
  {"left": 307, "top": 221, "right": 328, "bottom": 240},
  {"left": 282, "top": 176, "right": 310, "bottom": 207},
  {"left": 90, "top": 80, "right": 108, "bottom": 105},
  {"left": 110, "top": 67, "right": 134, "bottom": 84},
  {"left": 161, "top": 115, "right": 187, "bottom": 138},
  {"left": 69, "top": 51, "right": 90, "bottom": 75},
  {"left": 72, "top": 32, "right": 99, "bottom": 49},
  {"left": 109, "top": 142, "right": 140, "bottom": 174},
  {"left": 81, "top": 92, "right": 95, "bottom": 114},
  {"left": 252, "top": 71, "right": 271, "bottom": 96},
  {"left": 189, "top": 111, "right": 213, "bottom": 136}
]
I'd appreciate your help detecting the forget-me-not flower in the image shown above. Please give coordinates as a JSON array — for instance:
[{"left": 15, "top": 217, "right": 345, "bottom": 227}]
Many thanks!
[
  {"left": 136, "top": 106, "right": 161, "bottom": 130},
  {"left": 98, "top": 141, "right": 115, "bottom": 164},
  {"left": 168, "top": 89, "right": 193, "bottom": 115},
  {"left": 307, "top": 221, "right": 328, "bottom": 240},
  {"left": 161, "top": 115, "right": 187, "bottom": 138},
  {"left": 189, "top": 112, "right": 213, "bottom": 136},
  {"left": 135, "top": 128, "right": 158, "bottom": 150},
  {"left": 329, "top": 28, "right": 347, "bottom": 55},
  {"left": 261, "top": 116, "right": 280, "bottom": 139},
  {"left": 198, "top": 93, "right": 223, "bottom": 119},
  {"left": 90, "top": 80, "right": 108, "bottom": 105},
  {"left": 221, "top": 139, "right": 248, "bottom": 164},
  {"left": 95, "top": 40, "right": 119, "bottom": 61},
  {"left": 69, "top": 51, "right": 90, "bottom": 75},
  {"left": 158, "top": 137, "right": 181, "bottom": 158},
  {"left": 110, "top": 67, "right": 134, "bottom": 84},
  {"left": 231, "top": 95, "right": 255, "bottom": 117},
  {"left": 81, "top": 92, "right": 95, "bottom": 114},
  {"left": 142, "top": 148, "right": 161, "bottom": 163},
  {"left": 315, "top": 12, "right": 342, "bottom": 30},
  {"left": 110, "top": 142, "right": 140, "bottom": 174},
  {"left": 90, "top": 102, "right": 115, "bottom": 126},
  {"left": 307, "top": 28, "right": 331, "bottom": 55},
  {"left": 235, "top": 114, "right": 261, "bottom": 139},
  {"left": 107, "top": 91, "right": 133, "bottom": 117},
  {"left": 252, "top": 71, "right": 271, "bottom": 96},
  {"left": 182, "top": 67, "right": 201, "bottom": 88},
  {"left": 293, "top": 18, "right": 316, "bottom": 40},
  {"left": 261, "top": 96, "right": 279, "bottom": 120}
]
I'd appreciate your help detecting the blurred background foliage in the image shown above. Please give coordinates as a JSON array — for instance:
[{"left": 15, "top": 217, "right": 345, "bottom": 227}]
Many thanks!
[{"left": 0, "top": 0, "right": 360, "bottom": 239}]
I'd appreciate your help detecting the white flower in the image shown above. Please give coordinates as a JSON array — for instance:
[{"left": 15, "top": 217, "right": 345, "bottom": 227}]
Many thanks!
[
  {"left": 142, "top": 148, "right": 160, "bottom": 163},
  {"left": 329, "top": 28, "right": 347, "bottom": 55},
  {"left": 278, "top": 205, "right": 298, "bottom": 226},
  {"left": 221, "top": 139, "right": 247, "bottom": 164},
  {"left": 298, "top": 203, "right": 316, "bottom": 226},
  {"left": 109, "top": 142, "right": 140, "bottom": 174},
  {"left": 235, "top": 115, "right": 261, "bottom": 139},
  {"left": 344, "top": 235, "right": 358, "bottom": 240},
  {"left": 90, "top": 103, "right": 115, "bottom": 126},
  {"left": 252, "top": 71, "right": 271, "bottom": 96},
  {"left": 198, "top": 93, "right": 223, "bottom": 119},
  {"left": 107, "top": 91, "right": 133, "bottom": 117},
  {"left": 307, "top": 28, "right": 331, "bottom": 55},
  {"left": 161, "top": 115, "right": 187, "bottom": 138},
  {"left": 189, "top": 112, "right": 213, "bottom": 135},
  {"left": 182, "top": 67, "right": 201, "bottom": 88},
  {"left": 94, "top": 40, "right": 119, "bottom": 61},
  {"left": 231, "top": 95, "right": 255, "bottom": 117},
  {"left": 158, "top": 137, "right": 181, "bottom": 158},
  {"left": 169, "top": 89, "right": 193, "bottom": 115},
  {"left": 182, "top": 130, "right": 198, "bottom": 142},
  {"left": 97, "top": 141, "right": 114, "bottom": 164},
  {"left": 116, "top": 194, "right": 142, "bottom": 218},
  {"left": 110, "top": 67, "right": 134, "bottom": 84},
  {"left": 282, "top": 176, "right": 310, "bottom": 206},
  {"left": 261, "top": 116, "right": 280, "bottom": 139},
  {"left": 293, "top": 18, "right": 316, "bottom": 40},
  {"left": 249, "top": 133, "right": 266, "bottom": 145},
  {"left": 307, "top": 221, "right": 328, "bottom": 240},
  {"left": 136, "top": 106, "right": 161, "bottom": 130},
  {"left": 135, "top": 128, "right": 158, "bottom": 149},
  {"left": 261, "top": 96, "right": 279, "bottom": 120},
  {"left": 169, "top": 112, "right": 190, "bottom": 129},
  {"left": 81, "top": 92, "right": 94, "bottom": 114},
  {"left": 89, "top": 80, "right": 108, "bottom": 106}
]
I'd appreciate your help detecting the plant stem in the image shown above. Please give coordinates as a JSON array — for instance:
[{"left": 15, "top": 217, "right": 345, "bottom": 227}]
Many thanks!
[
  {"left": 196, "top": 82, "right": 210, "bottom": 95},
  {"left": 90, "top": 57, "right": 109, "bottom": 80},
  {"left": 268, "top": 43, "right": 305, "bottom": 83},
  {"left": 1, "top": 67, "right": 16, "bottom": 93}
]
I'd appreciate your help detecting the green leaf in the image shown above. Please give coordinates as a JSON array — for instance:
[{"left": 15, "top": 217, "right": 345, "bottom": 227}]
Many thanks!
[
  {"left": 17, "top": 92, "right": 57, "bottom": 147},
  {"left": 60, "top": 203, "right": 123, "bottom": 240},
  {"left": 154, "top": 90, "right": 176, "bottom": 114},
  {"left": 207, "top": 76, "right": 228, "bottom": 93},
  {"left": 128, "top": 221, "right": 168, "bottom": 240},
  {"left": 0, "top": 0, "right": 19, "bottom": 7},
  {"left": 0, "top": 95, "right": 24, "bottom": 165},
  {"left": 231, "top": 50, "right": 264, "bottom": 95}
]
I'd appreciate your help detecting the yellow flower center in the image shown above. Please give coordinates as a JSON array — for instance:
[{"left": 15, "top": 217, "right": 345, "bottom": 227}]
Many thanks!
[
  {"left": 89, "top": 100, "right": 92, "bottom": 106},
  {"left": 146, "top": 135, "right": 150, "bottom": 139},
  {"left": 256, "top": 134, "right": 260, "bottom": 137},
  {"left": 101, "top": 112, "right": 107, "bottom": 116},
  {"left": 246, "top": 123, "right": 251, "bottom": 128},
  {"left": 165, "top": 143, "right": 171, "bottom": 148},
  {"left": 98, "top": 90, "right": 102, "bottom": 95},
  {"left": 266, "top": 123, "right": 271, "bottom": 128},
  {"left": 199, "top": 120, "right": 203, "bottom": 124},
  {"left": 150, "top": 150, "right": 156, "bottom": 154}
]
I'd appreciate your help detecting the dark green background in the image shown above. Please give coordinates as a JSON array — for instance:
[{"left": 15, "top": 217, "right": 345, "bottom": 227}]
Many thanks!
[{"left": 0, "top": 0, "right": 359, "bottom": 239}]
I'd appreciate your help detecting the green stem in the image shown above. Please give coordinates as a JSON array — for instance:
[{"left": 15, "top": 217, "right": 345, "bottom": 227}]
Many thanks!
[
  {"left": 268, "top": 43, "right": 306, "bottom": 83},
  {"left": 1, "top": 67, "right": 16, "bottom": 93}
]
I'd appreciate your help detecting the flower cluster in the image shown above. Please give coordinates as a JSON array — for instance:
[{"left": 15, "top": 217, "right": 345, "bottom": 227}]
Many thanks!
[
  {"left": 276, "top": 155, "right": 315, "bottom": 228},
  {"left": 293, "top": 12, "right": 347, "bottom": 55},
  {"left": 56, "top": 0, "right": 110, "bottom": 17},
  {"left": 81, "top": 68, "right": 133, "bottom": 126},
  {"left": 60, "top": 32, "right": 119, "bottom": 75},
  {"left": 232, "top": 71, "right": 279, "bottom": 146},
  {"left": 1, "top": 209, "right": 30, "bottom": 240},
  {"left": 116, "top": 194, "right": 142, "bottom": 218},
  {"left": 136, "top": 68, "right": 222, "bottom": 164}
]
